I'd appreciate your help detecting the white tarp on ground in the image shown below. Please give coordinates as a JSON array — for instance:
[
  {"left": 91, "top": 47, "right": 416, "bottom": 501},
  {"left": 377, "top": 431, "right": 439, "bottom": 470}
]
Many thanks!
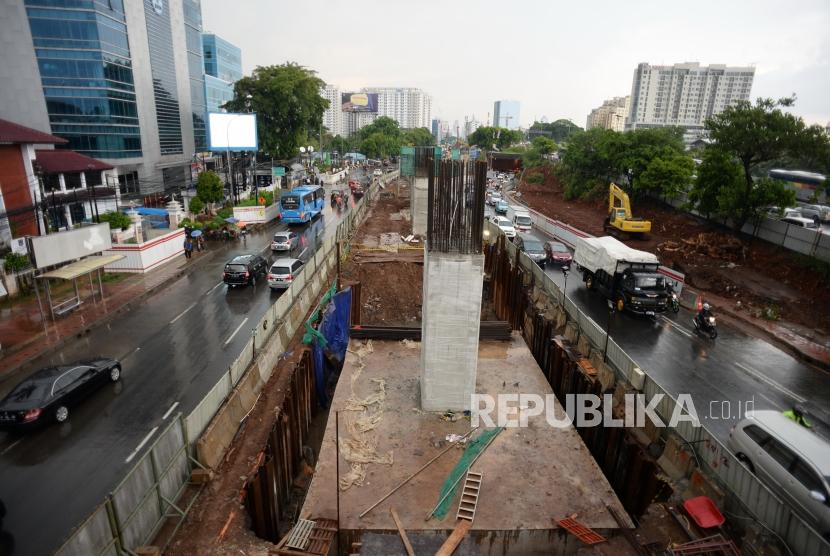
[{"left": 574, "top": 236, "right": 659, "bottom": 275}]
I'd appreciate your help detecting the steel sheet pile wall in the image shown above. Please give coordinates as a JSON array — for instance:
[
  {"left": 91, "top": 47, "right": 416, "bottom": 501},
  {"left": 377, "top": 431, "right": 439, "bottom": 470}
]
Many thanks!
[
  {"left": 245, "top": 350, "right": 318, "bottom": 542},
  {"left": 482, "top": 219, "right": 830, "bottom": 555}
]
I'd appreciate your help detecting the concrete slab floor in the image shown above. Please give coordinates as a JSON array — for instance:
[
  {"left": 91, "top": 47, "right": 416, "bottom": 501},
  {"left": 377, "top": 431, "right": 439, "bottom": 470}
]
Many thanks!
[{"left": 301, "top": 334, "right": 629, "bottom": 537}]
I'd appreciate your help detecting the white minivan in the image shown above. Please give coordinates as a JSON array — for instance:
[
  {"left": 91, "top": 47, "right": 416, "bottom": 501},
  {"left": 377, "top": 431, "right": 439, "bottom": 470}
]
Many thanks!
[
  {"left": 728, "top": 410, "right": 830, "bottom": 536},
  {"left": 782, "top": 215, "right": 821, "bottom": 230}
]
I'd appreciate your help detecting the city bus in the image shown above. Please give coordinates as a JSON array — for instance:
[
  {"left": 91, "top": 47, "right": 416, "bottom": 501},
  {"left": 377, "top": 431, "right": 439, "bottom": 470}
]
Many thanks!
[
  {"left": 768, "top": 169, "right": 827, "bottom": 203},
  {"left": 279, "top": 185, "right": 325, "bottom": 224}
]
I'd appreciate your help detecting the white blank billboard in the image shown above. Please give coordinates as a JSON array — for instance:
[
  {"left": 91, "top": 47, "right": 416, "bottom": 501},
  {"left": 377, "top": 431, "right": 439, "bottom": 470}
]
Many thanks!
[
  {"left": 29, "top": 223, "right": 112, "bottom": 269},
  {"left": 208, "top": 112, "right": 258, "bottom": 151}
]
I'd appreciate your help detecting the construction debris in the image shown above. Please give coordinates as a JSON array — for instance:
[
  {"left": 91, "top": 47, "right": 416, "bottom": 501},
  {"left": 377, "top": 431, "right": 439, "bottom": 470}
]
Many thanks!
[
  {"left": 389, "top": 508, "right": 416, "bottom": 556},
  {"left": 271, "top": 518, "right": 338, "bottom": 556},
  {"left": 670, "top": 534, "right": 740, "bottom": 555},
  {"left": 556, "top": 516, "right": 606, "bottom": 545},
  {"left": 658, "top": 232, "right": 747, "bottom": 262}
]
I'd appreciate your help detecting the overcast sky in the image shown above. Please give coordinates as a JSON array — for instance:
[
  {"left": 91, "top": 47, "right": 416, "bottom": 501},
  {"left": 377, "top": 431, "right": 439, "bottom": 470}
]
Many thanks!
[{"left": 201, "top": 0, "right": 830, "bottom": 129}]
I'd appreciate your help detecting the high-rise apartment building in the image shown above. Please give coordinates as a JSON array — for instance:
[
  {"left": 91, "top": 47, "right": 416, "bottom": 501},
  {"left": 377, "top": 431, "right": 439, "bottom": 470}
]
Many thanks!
[
  {"left": 203, "top": 33, "right": 242, "bottom": 115},
  {"left": 321, "top": 84, "right": 343, "bottom": 137},
  {"left": 0, "top": 0, "right": 210, "bottom": 193},
  {"left": 493, "top": 100, "right": 520, "bottom": 130},
  {"left": 626, "top": 62, "right": 754, "bottom": 142},
  {"left": 339, "top": 87, "right": 432, "bottom": 136},
  {"left": 586, "top": 96, "right": 630, "bottom": 132}
]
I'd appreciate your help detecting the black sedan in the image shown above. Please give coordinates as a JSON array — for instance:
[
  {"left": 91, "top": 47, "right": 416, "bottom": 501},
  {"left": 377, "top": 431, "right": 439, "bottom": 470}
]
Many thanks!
[{"left": 0, "top": 358, "right": 121, "bottom": 430}]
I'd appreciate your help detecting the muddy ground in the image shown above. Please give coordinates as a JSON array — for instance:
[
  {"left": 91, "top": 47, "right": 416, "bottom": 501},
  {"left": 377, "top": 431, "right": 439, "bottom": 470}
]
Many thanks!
[
  {"left": 342, "top": 183, "right": 424, "bottom": 325},
  {"left": 517, "top": 167, "right": 830, "bottom": 339}
]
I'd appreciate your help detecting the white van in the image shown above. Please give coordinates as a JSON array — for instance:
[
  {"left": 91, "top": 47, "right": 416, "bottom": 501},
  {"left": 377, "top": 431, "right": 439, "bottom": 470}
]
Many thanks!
[
  {"left": 782, "top": 216, "right": 821, "bottom": 230},
  {"left": 506, "top": 205, "right": 532, "bottom": 232},
  {"left": 728, "top": 410, "right": 830, "bottom": 536}
]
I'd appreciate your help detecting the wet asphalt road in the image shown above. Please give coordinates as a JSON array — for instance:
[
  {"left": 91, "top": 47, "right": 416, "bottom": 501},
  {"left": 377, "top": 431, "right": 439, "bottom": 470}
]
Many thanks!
[
  {"left": 488, "top": 207, "right": 830, "bottom": 441},
  {"left": 0, "top": 176, "right": 363, "bottom": 556}
]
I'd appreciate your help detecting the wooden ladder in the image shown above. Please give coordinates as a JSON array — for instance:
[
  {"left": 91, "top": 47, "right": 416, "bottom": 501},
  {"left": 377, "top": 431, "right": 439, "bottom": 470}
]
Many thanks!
[{"left": 455, "top": 471, "right": 482, "bottom": 522}]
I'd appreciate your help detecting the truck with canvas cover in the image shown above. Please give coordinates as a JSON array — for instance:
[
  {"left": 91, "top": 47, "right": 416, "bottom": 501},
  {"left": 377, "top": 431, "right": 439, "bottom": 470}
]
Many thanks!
[{"left": 574, "top": 236, "right": 670, "bottom": 315}]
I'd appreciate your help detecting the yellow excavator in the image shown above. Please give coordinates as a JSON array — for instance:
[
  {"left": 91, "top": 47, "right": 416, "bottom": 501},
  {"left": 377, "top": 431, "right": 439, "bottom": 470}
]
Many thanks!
[{"left": 604, "top": 183, "right": 651, "bottom": 238}]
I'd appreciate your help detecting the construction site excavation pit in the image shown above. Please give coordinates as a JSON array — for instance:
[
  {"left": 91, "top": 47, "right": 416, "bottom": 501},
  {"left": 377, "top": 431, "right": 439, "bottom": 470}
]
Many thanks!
[{"left": 300, "top": 335, "right": 630, "bottom": 555}]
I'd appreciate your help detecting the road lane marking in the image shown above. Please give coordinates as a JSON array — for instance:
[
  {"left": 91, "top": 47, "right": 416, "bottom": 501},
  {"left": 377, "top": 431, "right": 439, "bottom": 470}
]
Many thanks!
[
  {"left": 207, "top": 281, "right": 223, "bottom": 295},
  {"left": 169, "top": 302, "right": 197, "bottom": 324},
  {"left": 162, "top": 401, "right": 179, "bottom": 420},
  {"left": 120, "top": 346, "right": 141, "bottom": 362},
  {"left": 224, "top": 317, "right": 249, "bottom": 346},
  {"left": 125, "top": 426, "right": 159, "bottom": 463},
  {"left": 734, "top": 362, "right": 806, "bottom": 404},
  {"left": 1, "top": 438, "right": 23, "bottom": 456},
  {"left": 658, "top": 316, "right": 693, "bottom": 338}
]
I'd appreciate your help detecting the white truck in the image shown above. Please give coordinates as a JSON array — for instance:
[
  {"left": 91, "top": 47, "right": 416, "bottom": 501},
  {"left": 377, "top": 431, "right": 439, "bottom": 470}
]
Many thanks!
[
  {"left": 574, "top": 236, "right": 670, "bottom": 315},
  {"left": 506, "top": 205, "right": 532, "bottom": 233}
]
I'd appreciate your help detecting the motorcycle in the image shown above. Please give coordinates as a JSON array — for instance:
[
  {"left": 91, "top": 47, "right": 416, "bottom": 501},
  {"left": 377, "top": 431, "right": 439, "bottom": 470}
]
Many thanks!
[
  {"left": 692, "top": 312, "right": 718, "bottom": 339},
  {"left": 670, "top": 292, "right": 680, "bottom": 314}
]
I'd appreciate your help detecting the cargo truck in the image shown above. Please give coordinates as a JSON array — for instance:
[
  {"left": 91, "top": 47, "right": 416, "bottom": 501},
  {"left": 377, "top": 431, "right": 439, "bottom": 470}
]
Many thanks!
[{"left": 574, "top": 236, "right": 670, "bottom": 315}]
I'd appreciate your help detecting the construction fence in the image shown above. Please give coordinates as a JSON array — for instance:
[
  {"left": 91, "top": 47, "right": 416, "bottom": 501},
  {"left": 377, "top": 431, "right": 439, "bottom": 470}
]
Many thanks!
[
  {"left": 53, "top": 170, "right": 398, "bottom": 555},
  {"left": 485, "top": 219, "right": 830, "bottom": 556},
  {"left": 662, "top": 193, "right": 830, "bottom": 263}
]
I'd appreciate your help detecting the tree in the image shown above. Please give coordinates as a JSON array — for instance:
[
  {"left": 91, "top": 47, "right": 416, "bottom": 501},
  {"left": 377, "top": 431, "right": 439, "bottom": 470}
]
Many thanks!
[
  {"left": 360, "top": 132, "right": 400, "bottom": 159},
  {"left": 705, "top": 96, "right": 830, "bottom": 229},
  {"left": 196, "top": 171, "right": 225, "bottom": 211},
  {"left": 224, "top": 63, "right": 328, "bottom": 159},
  {"left": 329, "top": 134, "right": 354, "bottom": 156},
  {"left": 638, "top": 152, "right": 695, "bottom": 198},
  {"left": 402, "top": 127, "right": 436, "bottom": 147},
  {"left": 529, "top": 119, "right": 583, "bottom": 143},
  {"left": 98, "top": 211, "right": 131, "bottom": 231},
  {"left": 531, "top": 136, "right": 558, "bottom": 154},
  {"left": 357, "top": 116, "right": 401, "bottom": 141},
  {"left": 188, "top": 196, "right": 204, "bottom": 215},
  {"left": 467, "top": 126, "right": 522, "bottom": 150}
]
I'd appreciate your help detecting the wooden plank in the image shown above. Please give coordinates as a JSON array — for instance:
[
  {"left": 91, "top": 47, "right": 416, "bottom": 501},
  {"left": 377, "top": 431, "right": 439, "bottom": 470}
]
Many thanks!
[
  {"left": 435, "top": 519, "right": 472, "bottom": 556},
  {"left": 389, "top": 508, "right": 416, "bottom": 556}
]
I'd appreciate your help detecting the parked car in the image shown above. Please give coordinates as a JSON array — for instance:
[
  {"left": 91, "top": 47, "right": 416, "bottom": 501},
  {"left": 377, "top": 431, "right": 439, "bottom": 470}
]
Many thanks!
[
  {"left": 267, "top": 258, "right": 304, "bottom": 290},
  {"left": 797, "top": 203, "right": 830, "bottom": 224},
  {"left": 489, "top": 215, "right": 516, "bottom": 239},
  {"left": 782, "top": 216, "right": 821, "bottom": 230},
  {"left": 223, "top": 254, "right": 268, "bottom": 287},
  {"left": 495, "top": 200, "right": 509, "bottom": 215},
  {"left": 514, "top": 234, "right": 547, "bottom": 266},
  {"left": 271, "top": 231, "right": 299, "bottom": 252},
  {"left": 728, "top": 410, "right": 830, "bottom": 536},
  {"left": 544, "top": 241, "right": 573, "bottom": 266},
  {"left": 0, "top": 358, "right": 122, "bottom": 429}
]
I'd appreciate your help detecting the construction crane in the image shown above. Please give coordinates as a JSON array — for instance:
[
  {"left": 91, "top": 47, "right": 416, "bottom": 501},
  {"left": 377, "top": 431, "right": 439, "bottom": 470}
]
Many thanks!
[{"left": 604, "top": 183, "right": 651, "bottom": 238}]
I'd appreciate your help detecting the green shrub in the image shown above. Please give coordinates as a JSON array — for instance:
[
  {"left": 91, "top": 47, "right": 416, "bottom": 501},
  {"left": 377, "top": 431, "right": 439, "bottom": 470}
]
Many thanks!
[
  {"left": 3, "top": 252, "right": 30, "bottom": 273},
  {"left": 217, "top": 206, "right": 233, "bottom": 219},
  {"left": 526, "top": 173, "right": 545, "bottom": 185},
  {"left": 188, "top": 197, "right": 204, "bottom": 215},
  {"left": 99, "top": 211, "right": 132, "bottom": 231}
]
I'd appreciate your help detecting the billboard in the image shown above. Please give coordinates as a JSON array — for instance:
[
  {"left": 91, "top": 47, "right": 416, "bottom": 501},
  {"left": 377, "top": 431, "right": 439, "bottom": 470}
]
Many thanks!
[
  {"left": 29, "top": 223, "right": 112, "bottom": 269},
  {"left": 208, "top": 112, "right": 258, "bottom": 151},
  {"left": 341, "top": 92, "right": 378, "bottom": 113}
]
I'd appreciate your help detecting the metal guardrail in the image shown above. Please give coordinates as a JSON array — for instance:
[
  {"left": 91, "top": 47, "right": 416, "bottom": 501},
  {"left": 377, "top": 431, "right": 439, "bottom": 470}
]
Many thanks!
[
  {"left": 53, "top": 171, "right": 396, "bottom": 555},
  {"left": 488, "top": 219, "right": 830, "bottom": 555}
]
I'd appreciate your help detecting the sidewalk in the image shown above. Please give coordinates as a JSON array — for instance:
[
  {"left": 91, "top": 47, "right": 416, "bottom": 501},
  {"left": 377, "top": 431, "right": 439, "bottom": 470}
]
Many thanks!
[{"left": 0, "top": 246, "right": 219, "bottom": 378}]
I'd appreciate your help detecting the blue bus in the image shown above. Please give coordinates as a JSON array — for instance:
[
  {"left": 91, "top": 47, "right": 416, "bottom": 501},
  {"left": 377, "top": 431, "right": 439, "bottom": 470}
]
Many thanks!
[{"left": 280, "top": 185, "right": 325, "bottom": 224}]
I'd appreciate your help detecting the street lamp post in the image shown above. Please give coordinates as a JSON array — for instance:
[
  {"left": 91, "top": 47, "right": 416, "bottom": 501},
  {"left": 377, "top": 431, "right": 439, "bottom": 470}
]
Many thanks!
[{"left": 561, "top": 264, "right": 569, "bottom": 306}]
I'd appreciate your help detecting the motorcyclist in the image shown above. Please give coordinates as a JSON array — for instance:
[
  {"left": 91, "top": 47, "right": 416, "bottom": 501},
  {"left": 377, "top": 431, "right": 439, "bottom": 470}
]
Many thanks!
[
  {"left": 696, "top": 303, "right": 712, "bottom": 327},
  {"left": 783, "top": 404, "right": 812, "bottom": 428}
]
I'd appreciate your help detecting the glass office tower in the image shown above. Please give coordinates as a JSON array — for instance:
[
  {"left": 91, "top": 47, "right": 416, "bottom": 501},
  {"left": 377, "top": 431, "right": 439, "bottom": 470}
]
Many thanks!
[{"left": 24, "top": 0, "right": 143, "bottom": 158}]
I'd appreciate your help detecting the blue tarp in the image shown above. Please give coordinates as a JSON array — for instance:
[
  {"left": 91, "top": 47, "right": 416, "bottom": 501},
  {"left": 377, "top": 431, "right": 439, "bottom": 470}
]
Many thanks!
[{"left": 311, "top": 287, "right": 352, "bottom": 407}]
